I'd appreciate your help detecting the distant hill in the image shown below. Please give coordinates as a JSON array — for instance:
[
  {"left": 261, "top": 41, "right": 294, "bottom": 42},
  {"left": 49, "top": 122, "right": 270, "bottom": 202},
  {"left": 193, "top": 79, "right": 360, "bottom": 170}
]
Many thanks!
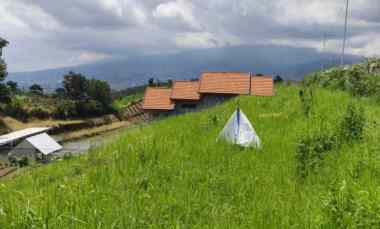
[{"left": 8, "top": 45, "right": 361, "bottom": 90}]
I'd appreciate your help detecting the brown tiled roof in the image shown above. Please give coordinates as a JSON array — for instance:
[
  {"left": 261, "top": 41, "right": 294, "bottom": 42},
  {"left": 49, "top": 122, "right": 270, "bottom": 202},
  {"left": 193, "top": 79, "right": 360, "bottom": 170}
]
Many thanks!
[
  {"left": 251, "top": 76, "right": 274, "bottom": 96},
  {"left": 142, "top": 87, "right": 175, "bottom": 110},
  {"left": 171, "top": 81, "right": 201, "bottom": 101},
  {"left": 199, "top": 72, "right": 251, "bottom": 95}
]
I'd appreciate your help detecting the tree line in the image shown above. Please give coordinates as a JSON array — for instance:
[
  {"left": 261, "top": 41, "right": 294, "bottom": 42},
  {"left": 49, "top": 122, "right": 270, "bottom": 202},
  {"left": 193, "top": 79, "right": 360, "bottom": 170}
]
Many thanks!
[{"left": 0, "top": 66, "right": 114, "bottom": 120}]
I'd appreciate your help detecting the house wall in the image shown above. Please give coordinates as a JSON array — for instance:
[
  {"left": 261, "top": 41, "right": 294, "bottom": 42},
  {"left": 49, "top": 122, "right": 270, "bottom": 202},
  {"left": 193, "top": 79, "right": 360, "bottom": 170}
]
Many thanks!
[
  {"left": 173, "top": 100, "right": 200, "bottom": 114},
  {"left": 145, "top": 94, "right": 236, "bottom": 117},
  {"left": 8, "top": 140, "right": 39, "bottom": 161},
  {"left": 197, "top": 94, "right": 236, "bottom": 109},
  {"left": 145, "top": 110, "right": 174, "bottom": 118}
]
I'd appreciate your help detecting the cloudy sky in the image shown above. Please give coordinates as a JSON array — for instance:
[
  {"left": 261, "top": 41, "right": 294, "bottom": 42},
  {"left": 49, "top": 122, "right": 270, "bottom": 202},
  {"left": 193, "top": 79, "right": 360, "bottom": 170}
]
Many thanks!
[{"left": 0, "top": 0, "right": 379, "bottom": 72}]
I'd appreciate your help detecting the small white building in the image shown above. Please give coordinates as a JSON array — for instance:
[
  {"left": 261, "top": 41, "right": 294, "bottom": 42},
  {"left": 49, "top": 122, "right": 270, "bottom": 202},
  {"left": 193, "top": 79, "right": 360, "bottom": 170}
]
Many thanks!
[
  {"left": 0, "top": 128, "right": 62, "bottom": 162},
  {"left": 9, "top": 133, "right": 62, "bottom": 161}
]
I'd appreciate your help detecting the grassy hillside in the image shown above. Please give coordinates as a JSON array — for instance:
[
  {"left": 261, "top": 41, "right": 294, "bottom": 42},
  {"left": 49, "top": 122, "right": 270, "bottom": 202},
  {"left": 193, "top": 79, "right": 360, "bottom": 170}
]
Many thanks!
[{"left": 1, "top": 84, "right": 380, "bottom": 228}]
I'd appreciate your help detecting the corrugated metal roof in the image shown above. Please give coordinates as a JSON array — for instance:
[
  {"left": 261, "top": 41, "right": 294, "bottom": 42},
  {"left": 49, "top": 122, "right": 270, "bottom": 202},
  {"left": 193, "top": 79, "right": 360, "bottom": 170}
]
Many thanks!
[
  {"left": 171, "top": 81, "right": 201, "bottom": 101},
  {"left": 251, "top": 77, "right": 274, "bottom": 96},
  {"left": 199, "top": 72, "right": 251, "bottom": 95},
  {"left": 142, "top": 87, "right": 175, "bottom": 110},
  {"left": 0, "top": 128, "right": 51, "bottom": 146},
  {"left": 26, "top": 133, "right": 62, "bottom": 155}
]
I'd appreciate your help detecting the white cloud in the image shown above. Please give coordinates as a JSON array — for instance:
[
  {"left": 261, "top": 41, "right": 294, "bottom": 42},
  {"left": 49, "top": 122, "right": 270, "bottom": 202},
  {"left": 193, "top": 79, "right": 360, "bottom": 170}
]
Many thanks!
[
  {"left": 275, "top": 0, "right": 342, "bottom": 26},
  {"left": 69, "top": 51, "right": 110, "bottom": 64},
  {"left": 153, "top": 0, "right": 201, "bottom": 30},
  {"left": 100, "top": 0, "right": 147, "bottom": 26},
  {"left": 175, "top": 32, "right": 242, "bottom": 48}
]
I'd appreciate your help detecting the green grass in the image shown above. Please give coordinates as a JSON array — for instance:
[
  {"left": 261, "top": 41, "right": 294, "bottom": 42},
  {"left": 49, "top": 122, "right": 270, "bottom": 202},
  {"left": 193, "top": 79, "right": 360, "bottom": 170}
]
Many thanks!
[
  {"left": 112, "top": 94, "right": 143, "bottom": 111},
  {"left": 2, "top": 84, "right": 380, "bottom": 228}
]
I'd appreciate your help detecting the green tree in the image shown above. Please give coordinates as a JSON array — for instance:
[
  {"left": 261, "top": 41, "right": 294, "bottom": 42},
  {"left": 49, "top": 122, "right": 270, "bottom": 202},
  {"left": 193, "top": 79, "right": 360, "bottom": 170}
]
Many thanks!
[
  {"left": 6, "top": 81, "right": 18, "bottom": 93},
  {"left": 55, "top": 87, "right": 65, "bottom": 98},
  {"left": 63, "top": 71, "right": 89, "bottom": 100},
  {"left": 148, "top": 78, "right": 155, "bottom": 86},
  {"left": 0, "top": 38, "right": 8, "bottom": 82},
  {"left": 87, "top": 79, "right": 112, "bottom": 108},
  {"left": 274, "top": 75, "right": 283, "bottom": 83},
  {"left": 76, "top": 99, "right": 103, "bottom": 117},
  {"left": 0, "top": 83, "right": 10, "bottom": 104},
  {"left": 29, "top": 84, "right": 44, "bottom": 95},
  {"left": 0, "top": 43, "right": 9, "bottom": 103},
  {"left": 0, "top": 61, "right": 7, "bottom": 82}
]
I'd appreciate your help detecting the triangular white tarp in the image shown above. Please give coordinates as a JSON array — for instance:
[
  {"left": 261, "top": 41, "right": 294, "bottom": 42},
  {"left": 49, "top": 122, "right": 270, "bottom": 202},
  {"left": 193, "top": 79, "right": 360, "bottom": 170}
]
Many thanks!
[{"left": 218, "top": 108, "right": 261, "bottom": 148}]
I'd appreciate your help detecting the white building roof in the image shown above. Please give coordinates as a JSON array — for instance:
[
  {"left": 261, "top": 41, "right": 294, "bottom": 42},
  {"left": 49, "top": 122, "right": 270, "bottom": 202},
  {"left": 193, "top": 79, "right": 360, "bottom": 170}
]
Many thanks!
[
  {"left": 26, "top": 133, "right": 62, "bottom": 155},
  {"left": 0, "top": 128, "right": 51, "bottom": 146}
]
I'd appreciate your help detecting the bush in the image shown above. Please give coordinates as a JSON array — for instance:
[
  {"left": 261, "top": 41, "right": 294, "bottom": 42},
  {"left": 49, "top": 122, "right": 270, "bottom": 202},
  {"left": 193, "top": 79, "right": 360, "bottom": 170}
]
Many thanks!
[
  {"left": 295, "top": 131, "right": 336, "bottom": 178},
  {"left": 8, "top": 156, "right": 30, "bottom": 167},
  {"left": 5, "top": 98, "right": 29, "bottom": 121},
  {"left": 54, "top": 99, "right": 77, "bottom": 119},
  {"left": 274, "top": 75, "right": 283, "bottom": 83},
  {"left": 30, "top": 107, "right": 50, "bottom": 119},
  {"left": 304, "top": 60, "right": 380, "bottom": 99},
  {"left": 299, "top": 86, "right": 314, "bottom": 117},
  {"left": 338, "top": 103, "right": 366, "bottom": 143},
  {"left": 18, "top": 157, "right": 30, "bottom": 167}
]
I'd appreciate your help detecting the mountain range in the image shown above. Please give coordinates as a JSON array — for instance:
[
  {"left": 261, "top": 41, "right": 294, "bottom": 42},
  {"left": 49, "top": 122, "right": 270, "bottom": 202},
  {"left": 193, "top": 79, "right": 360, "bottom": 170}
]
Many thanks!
[{"left": 8, "top": 45, "right": 361, "bottom": 91}]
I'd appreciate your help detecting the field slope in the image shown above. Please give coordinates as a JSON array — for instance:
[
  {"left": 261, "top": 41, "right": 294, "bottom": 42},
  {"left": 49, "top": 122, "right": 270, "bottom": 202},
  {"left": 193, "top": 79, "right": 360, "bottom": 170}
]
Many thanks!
[{"left": 1, "top": 85, "right": 380, "bottom": 228}]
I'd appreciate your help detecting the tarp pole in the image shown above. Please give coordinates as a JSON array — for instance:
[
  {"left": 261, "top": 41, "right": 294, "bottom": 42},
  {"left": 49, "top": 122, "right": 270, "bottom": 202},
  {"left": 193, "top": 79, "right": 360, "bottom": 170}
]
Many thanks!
[{"left": 236, "top": 107, "right": 240, "bottom": 144}]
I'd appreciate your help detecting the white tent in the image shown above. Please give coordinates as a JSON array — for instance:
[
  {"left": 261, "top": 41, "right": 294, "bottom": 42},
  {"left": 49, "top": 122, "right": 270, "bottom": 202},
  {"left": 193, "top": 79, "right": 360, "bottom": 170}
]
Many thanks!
[{"left": 218, "top": 108, "right": 261, "bottom": 148}]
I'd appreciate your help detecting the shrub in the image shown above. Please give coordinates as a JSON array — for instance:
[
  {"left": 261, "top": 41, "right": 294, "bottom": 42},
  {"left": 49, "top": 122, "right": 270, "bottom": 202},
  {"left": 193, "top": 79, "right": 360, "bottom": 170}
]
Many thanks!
[
  {"left": 8, "top": 156, "right": 30, "bottom": 167},
  {"left": 295, "top": 131, "right": 336, "bottom": 178},
  {"left": 299, "top": 86, "right": 314, "bottom": 117},
  {"left": 30, "top": 107, "right": 50, "bottom": 119},
  {"left": 273, "top": 75, "right": 283, "bottom": 83},
  {"left": 5, "top": 98, "right": 29, "bottom": 121},
  {"left": 54, "top": 99, "right": 77, "bottom": 119},
  {"left": 338, "top": 103, "right": 366, "bottom": 143},
  {"left": 18, "top": 157, "right": 30, "bottom": 167}
]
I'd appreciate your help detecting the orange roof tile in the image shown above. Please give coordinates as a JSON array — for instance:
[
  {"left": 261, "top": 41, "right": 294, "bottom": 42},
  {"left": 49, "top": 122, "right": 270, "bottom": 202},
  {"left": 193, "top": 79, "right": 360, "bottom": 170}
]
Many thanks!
[
  {"left": 142, "top": 87, "right": 175, "bottom": 110},
  {"left": 199, "top": 72, "right": 251, "bottom": 95},
  {"left": 251, "top": 77, "right": 274, "bottom": 96},
  {"left": 171, "top": 81, "right": 201, "bottom": 101}
]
